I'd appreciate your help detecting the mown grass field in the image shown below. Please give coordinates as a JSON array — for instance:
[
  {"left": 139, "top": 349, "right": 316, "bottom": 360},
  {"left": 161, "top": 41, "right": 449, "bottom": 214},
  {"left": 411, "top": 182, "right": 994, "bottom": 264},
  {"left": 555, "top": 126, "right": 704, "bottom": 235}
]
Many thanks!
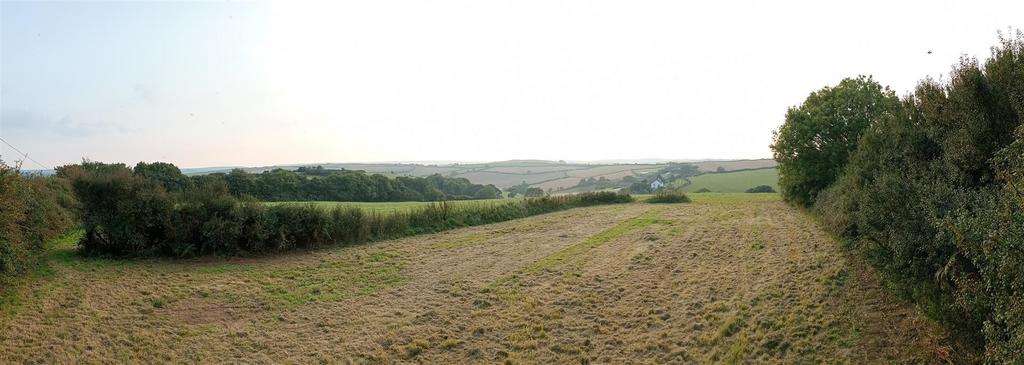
[
  {"left": 679, "top": 168, "right": 779, "bottom": 193},
  {"left": 263, "top": 198, "right": 513, "bottom": 216},
  {"left": 0, "top": 194, "right": 946, "bottom": 363}
]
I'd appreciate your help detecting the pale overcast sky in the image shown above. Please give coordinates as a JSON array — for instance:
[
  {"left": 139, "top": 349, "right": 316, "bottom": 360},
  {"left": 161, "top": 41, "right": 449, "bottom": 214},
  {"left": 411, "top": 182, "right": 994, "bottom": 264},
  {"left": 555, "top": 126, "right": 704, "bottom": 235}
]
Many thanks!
[{"left": 1, "top": 0, "right": 1021, "bottom": 168}]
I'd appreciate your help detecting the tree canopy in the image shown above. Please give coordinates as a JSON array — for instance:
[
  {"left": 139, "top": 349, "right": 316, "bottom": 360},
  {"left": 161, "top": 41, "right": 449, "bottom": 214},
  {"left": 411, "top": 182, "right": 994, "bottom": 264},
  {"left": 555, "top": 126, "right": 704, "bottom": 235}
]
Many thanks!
[{"left": 770, "top": 75, "right": 899, "bottom": 206}]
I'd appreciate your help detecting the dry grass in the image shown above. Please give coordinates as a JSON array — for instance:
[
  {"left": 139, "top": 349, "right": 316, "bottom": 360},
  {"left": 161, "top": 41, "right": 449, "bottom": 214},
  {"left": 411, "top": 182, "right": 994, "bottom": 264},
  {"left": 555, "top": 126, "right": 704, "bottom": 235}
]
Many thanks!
[{"left": 0, "top": 194, "right": 948, "bottom": 363}]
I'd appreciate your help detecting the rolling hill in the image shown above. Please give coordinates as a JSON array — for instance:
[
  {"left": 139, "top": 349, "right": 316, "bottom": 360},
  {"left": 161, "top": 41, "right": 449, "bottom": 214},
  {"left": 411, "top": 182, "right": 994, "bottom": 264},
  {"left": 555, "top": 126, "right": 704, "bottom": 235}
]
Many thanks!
[{"left": 186, "top": 159, "right": 778, "bottom": 192}]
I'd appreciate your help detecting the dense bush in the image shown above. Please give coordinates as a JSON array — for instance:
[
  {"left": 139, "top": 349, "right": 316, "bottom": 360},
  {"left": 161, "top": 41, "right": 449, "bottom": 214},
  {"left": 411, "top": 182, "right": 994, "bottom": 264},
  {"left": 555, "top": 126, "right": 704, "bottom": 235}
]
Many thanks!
[
  {"left": 65, "top": 162, "right": 633, "bottom": 257},
  {"left": 744, "top": 185, "right": 776, "bottom": 193},
  {"left": 807, "top": 32, "right": 1024, "bottom": 362},
  {"left": 0, "top": 159, "right": 78, "bottom": 288},
  {"left": 646, "top": 190, "right": 690, "bottom": 203},
  {"left": 209, "top": 166, "right": 501, "bottom": 202},
  {"left": 771, "top": 76, "right": 900, "bottom": 206},
  {"left": 59, "top": 162, "right": 175, "bottom": 256}
]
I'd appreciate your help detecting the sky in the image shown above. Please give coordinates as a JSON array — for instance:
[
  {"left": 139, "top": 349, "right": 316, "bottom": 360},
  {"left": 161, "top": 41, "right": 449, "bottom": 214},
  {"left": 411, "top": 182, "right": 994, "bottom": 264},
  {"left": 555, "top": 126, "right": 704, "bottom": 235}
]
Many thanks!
[{"left": 1, "top": 0, "right": 1021, "bottom": 169}]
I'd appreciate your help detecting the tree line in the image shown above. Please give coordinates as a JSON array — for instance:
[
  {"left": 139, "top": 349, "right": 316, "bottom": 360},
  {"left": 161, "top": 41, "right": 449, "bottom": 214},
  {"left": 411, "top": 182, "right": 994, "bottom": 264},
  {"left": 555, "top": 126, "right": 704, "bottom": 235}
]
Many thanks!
[
  {"left": 136, "top": 163, "right": 503, "bottom": 202},
  {"left": 771, "top": 32, "right": 1023, "bottom": 362},
  {"left": 61, "top": 160, "right": 631, "bottom": 257}
]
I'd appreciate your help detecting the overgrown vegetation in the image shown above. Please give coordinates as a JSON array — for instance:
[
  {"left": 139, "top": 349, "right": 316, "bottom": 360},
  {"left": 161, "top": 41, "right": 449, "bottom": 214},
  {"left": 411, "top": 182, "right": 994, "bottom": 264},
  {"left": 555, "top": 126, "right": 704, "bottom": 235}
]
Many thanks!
[
  {"left": 0, "top": 159, "right": 78, "bottom": 289},
  {"left": 61, "top": 161, "right": 633, "bottom": 257},
  {"left": 771, "top": 76, "right": 900, "bottom": 206},
  {"left": 744, "top": 185, "right": 776, "bottom": 193},
  {"left": 773, "top": 32, "right": 1024, "bottom": 362},
  {"left": 646, "top": 190, "right": 691, "bottom": 203}
]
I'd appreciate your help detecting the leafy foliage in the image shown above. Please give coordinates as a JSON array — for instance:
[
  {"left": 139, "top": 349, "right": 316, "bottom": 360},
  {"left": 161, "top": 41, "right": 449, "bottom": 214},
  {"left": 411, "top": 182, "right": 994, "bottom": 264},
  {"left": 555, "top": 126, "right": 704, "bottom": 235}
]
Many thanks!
[
  {"left": 0, "top": 159, "right": 78, "bottom": 288},
  {"left": 808, "top": 32, "right": 1024, "bottom": 362},
  {"left": 744, "top": 185, "right": 776, "bottom": 193},
  {"left": 771, "top": 76, "right": 900, "bottom": 206},
  {"left": 628, "top": 180, "right": 653, "bottom": 194},
  {"left": 65, "top": 161, "right": 633, "bottom": 257},
  {"left": 209, "top": 166, "right": 501, "bottom": 202},
  {"left": 646, "top": 190, "right": 690, "bottom": 203},
  {"left": 524, "top": 187, "right": 545, "bottom": 197},
  {"left": 133, "top": 161, "right": 193, "bottom": 193}
]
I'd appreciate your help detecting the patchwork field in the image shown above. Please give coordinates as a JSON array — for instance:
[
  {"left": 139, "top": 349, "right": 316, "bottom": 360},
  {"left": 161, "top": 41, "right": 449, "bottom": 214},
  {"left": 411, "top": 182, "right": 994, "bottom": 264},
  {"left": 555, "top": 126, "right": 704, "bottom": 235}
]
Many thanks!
[{"left": 0, "top": 194, "right": 945, "bottom": 363}]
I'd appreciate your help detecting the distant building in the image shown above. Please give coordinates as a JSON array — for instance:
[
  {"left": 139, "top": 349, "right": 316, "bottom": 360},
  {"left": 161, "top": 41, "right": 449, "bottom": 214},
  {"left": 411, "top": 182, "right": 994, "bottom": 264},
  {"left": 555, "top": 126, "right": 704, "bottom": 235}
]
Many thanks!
[{"left": 650, "top": 175, "right": 666, "bottom": 190}]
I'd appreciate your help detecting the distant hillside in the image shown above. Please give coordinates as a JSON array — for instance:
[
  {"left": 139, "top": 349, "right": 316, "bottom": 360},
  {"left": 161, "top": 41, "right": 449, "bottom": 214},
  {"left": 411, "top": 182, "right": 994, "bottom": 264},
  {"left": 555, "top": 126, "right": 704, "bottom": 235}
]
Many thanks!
[
  {"left": 188, "top": 159, "right": 777, "bottom": 191},
  {"left": 677, "top": 168, "right": 780, "bottom": 193}
]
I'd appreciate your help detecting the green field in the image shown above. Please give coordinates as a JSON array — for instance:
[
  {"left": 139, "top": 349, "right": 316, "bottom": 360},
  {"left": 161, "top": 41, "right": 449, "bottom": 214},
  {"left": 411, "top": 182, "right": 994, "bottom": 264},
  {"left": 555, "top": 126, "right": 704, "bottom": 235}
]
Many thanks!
[
  {"left": 678, "top": 168, "right": 779, "bottom": 193},
  {"left": 264, "top": 198, "right": 513, "bottom": 215}
]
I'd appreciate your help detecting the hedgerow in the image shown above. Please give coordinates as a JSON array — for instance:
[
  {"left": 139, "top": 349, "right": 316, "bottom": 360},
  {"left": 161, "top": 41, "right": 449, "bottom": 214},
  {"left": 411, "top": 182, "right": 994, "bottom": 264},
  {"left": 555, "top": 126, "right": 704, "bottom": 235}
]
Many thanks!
[
  {"left": 780, "top": 31, "right": 1024, "bottom": 362},
  {"left": 646, "top": 190, "right": 691, "bottom": 203},
  {"left": 0, "top": 159, "right": 78, "bottom": 289},
  {"left": 63, "top": 161, "right": 633, "bottom": 257}
]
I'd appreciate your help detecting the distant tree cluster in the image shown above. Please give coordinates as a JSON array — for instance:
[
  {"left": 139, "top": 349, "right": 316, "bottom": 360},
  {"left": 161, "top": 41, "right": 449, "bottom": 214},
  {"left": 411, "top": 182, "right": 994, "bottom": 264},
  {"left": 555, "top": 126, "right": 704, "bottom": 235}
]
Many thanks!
[
  {"left": 524, "top": 187, "right": 545, "bottom": 197},
  {"left": 504, "top": 182, "right": 531, "bottom": 197},
  {"left": 771, "top": 32, "right": 1024, "bottom": 362},
  {"left": 574, "top": 176, "right": 616, "bottom": 190},
  {"left": 195, "top": 166, "right": 502, "bottom": 202},
  {"left": 744, "top": 185, "right": 776, "bottom": 193},
  {"left": 658, "top": 163, "right": 700, "bottom": 178},
  {"left": 628, "top": 180, "right": 653, "bottom": 194}
]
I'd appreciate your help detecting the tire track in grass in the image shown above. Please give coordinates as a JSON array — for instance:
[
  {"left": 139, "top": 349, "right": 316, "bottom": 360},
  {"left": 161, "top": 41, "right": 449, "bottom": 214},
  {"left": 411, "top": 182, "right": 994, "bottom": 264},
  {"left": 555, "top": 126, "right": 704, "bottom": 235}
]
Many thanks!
[
  {"left": 486, "top": 208, "right": 665, "bottom": 293},
  {"left": 526, "top": 208, "right": 666, "bottom": 274}
]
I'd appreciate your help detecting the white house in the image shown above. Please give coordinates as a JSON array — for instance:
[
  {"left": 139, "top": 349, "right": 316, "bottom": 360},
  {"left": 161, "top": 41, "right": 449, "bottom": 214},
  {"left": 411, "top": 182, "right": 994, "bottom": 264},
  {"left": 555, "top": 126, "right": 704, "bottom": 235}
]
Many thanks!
[{"left": 650, "top": 175, "right": 666, "bottom": 190}]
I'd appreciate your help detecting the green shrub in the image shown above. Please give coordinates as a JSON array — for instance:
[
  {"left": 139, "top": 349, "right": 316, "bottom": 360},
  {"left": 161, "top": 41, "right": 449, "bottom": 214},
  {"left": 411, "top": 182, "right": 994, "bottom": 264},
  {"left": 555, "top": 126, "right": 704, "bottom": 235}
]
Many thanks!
[
  {"left": 0, "top": 159, "right": 78, "bottom": 289},
  {"left": 62, "top": 162, "right": 175, "bottom": 256},
  {"left": 646, "top": 190, "right": 690, "bottom": 203},
  {"left": 744, "top": 185, "right": 776, "bottom": 193},
  {"left": 771, "top": 76, "right": 900, "bottom": 206},
  {"left": 693, "top": 188, "right": 712, "bottom": 193}
]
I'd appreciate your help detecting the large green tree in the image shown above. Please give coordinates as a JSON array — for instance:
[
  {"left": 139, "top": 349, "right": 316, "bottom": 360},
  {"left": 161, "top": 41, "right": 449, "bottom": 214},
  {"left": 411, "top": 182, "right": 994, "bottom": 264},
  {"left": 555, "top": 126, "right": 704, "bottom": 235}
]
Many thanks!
[{"left": 770, "top": 75, "right": 899, "bottom": 206}]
